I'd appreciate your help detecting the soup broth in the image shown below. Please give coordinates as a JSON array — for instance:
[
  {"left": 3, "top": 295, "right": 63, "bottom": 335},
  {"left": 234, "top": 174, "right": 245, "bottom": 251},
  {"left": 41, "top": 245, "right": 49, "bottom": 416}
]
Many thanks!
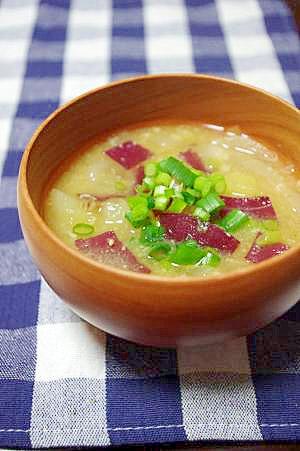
[{"left": 43, "top": 123, "right": 300, "bottom": 277}]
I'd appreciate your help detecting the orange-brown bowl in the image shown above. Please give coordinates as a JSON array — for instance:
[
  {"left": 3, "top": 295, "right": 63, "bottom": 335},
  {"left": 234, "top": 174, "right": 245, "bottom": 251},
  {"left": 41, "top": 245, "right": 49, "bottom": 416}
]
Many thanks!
[{"left": 17, "top": 74, "right": 300, "bottom": 347}]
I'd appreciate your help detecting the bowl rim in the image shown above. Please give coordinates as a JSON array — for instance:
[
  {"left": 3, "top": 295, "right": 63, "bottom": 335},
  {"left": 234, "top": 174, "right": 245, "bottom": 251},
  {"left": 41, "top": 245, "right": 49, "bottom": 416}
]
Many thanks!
[{"left": 18, "top": 73, "right": 300, "bottom": 287}]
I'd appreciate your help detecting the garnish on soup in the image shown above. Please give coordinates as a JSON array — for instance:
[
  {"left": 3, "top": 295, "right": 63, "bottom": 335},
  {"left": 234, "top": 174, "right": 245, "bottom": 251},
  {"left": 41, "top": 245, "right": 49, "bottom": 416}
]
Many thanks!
[{"left": 44, "top": 123, "right": 300, "bottom": 277}]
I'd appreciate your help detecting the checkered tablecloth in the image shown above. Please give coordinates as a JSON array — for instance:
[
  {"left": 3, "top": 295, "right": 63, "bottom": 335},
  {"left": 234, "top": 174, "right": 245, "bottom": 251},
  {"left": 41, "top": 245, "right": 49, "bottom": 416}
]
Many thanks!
[{"left": 0, "top": 0, "right": 300, "bottom": 448}]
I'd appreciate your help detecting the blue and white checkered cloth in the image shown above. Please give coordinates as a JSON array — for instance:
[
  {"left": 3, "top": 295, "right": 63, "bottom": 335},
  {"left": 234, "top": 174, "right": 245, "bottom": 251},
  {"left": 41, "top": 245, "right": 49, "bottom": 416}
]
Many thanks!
[{"left": 0, "top": 0, "right": 300, "bottom": 448}]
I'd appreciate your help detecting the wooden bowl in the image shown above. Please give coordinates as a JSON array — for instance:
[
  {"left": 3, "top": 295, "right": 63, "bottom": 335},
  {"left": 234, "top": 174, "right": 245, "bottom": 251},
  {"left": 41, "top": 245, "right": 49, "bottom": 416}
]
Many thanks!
[{"left": 18, "top": 74, "right": 300, "bottom": 347}]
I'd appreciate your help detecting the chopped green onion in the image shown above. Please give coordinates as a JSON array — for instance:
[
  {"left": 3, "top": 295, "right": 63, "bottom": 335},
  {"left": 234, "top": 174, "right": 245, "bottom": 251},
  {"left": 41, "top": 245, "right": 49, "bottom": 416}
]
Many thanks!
[
  {"left": 219, "top": 208, "right": 249, "bottom": 232},
  {"left": 153, "top": 185, "right": 173, "bottom": 198},
  {"left": 200, "top": 249, "right": 221, "bottom": 267},
  {"left": 194, "top": 176, "right": 213, "bottom": 197},
  {"left": 167, "top": 198, "right": 187, "bottom": 213},
  {"left": 147, "top": 196, "right": 155, "bottom": 209},
  {"left": 173, "top": 192, "right": 184, "bottom": 200},
  {"left": 127, "top": 195, "right": 148, "bottom": 210},
  {"left": 186, "top": 188, "right": 201, "bottom": 198},
  {"left": 196, "top": 192, "right": 225, "bottom": 215},
  {"left": 159, "top": 157, "right": 197, "bottom": 187},
  {"left": 193, "top": 176, "right": 207, "bottom": 192},
  {"left": 125, "top": 201, "right": 149, "bottom": 228},
  {"left": 145, "top": 162, "right": 158, "bottom": 177},
  {"left": 142, "top": 176, "right": 155, "bottom": 191},
  {"left": 72, "top": 223, "right": 95, "bottom": 236},
  {"left": 154, "top": 196, "right": 169, "bottom": 211},
  {"left": 153, "top": 185, "right": 166, "bottom": 197},
  {"left": 170, "top": 179, "right": 184, "bottom": 195},
  {"left": 256, "top": 230, "right": 282, "bottom": 246},
  {"left": 133, "top": 205, "right": 148, "bottom": 220},
  {"left": 201, "top": 179, "right": 213, "bottom": 197},
  {"left": 262, "top": 219, "right": 279, "bottom": 231},
  {"left": 170, "top": 240, "right": 206, "bottom": 265},
  {"left": 149, "top": 242, "right": 172, "bottom": 261},
  {"left": 182, "top": 191, "right": 196, "bottom": 205},
  {"left": 214, "top": 180, "right": 226, "bottom": 194},
  {"left": 140, "top": 224, "right": 165, "bottom": 245},
  {"left": 153, "top": 185, "right": 167, "bottom": 197},
  {"left": 210, "top": 172, "right": 224, "bottom": 183},
  {"left": 125, "top": 208, "right": 149, "bottom": 228},
  {"left": 210, "top": 173, "right": 227, "bottom": 194},
  {"left": 131, "top": 205, "right": 149, "bottom": 221},
  {"left": 125, "top": 211, "right": 140, "bottom": 228},
  {"left": 193, "top": 206, "right": 210, "bottom": 222},
  {"left": 115, "top": 180, "right": 126, "bottom": 191},
  {"left": 155, "top": 171, "right": 172, "bottom": 186}
]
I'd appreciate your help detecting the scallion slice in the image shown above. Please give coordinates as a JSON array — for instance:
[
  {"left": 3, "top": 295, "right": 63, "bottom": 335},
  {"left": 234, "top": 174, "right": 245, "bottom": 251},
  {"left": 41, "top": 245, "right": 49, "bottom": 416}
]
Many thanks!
[
  {"left": 193, "top": 176, "right": 207, "bottom": 192},
  {"left": 219, "top": 208, "right": 249, "bottom": 232},
  {"left": 142, "top": 176, "right": 155, "bottom": 191},
  {"left": 182, "top": 191, "right": 196, "bottom": 205},
  {"left": 186, "top": 187, "right": 200, "bottom": 198},
  {"left": 72, "top": 223, "right": 95, "bottom": 236},
  {"left": 159, "top": 157, "right": 197, "bottom": 187},
  {"left": 167, "top": 198, "right": 187, "bottom": 213},
  {"left": 131, "top": 205, "right": 149, "bottom": 221},
  {"left": 196, "top": 192, "right": 225, "bottom": 215},
  {"left": 193, "top": 206, "right": 210, "bottom": 222},
  {"left": 170, "top": 179, "right": 184, "bottom": 194},
  {"left": 201, "top": 179, "right": 213, "bottom": 197},
  {"left": 173, "top": 192, "right": 184, "bottom": 200},
  {"left": 214, "top": 180, "right": 226, "bottom": 194},
  {"left": 127, "top": 195, "right": 148, "bottom": 210},
  {"left": 210, "top": 173, "right": 226, "bottom": 194},
  {"left": 153, "top": 185, "right": 174, "bottom": 198},
  {"left": 170, "top": 240, "right": 206, "bottom": 265},
  {"left": 149, "top": 242, "right": 172, "bottom": 261},
  {"left": 193, "top": 176, "right": 213, "bottom": 197},
  {"left": 155, "top": 171, "right": 172, "bottom": 186},
  {"left": 125, "top": 204, "right": 149, "bottom": 228},
  {"left": 154, "top": 196, "right": 169, "bottom": 211},
  {"left": 200, "top": 249, "right": 221, "bottom": 267},
  {"left": 147, "top": 196, "right": 155, "bottom": 209}
]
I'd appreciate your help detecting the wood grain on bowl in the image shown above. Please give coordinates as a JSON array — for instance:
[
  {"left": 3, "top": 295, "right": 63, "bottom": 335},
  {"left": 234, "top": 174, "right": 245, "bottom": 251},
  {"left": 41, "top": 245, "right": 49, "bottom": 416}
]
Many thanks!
[{"left": 17, "top": 74, "right": 300, "bottom": 347}]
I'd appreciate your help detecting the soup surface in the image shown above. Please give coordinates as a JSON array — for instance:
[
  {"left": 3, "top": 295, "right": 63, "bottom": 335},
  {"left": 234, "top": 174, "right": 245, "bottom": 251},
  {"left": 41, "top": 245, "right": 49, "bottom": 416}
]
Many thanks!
[{"left": 44, "top": 123, "right": 300, "bottom": 277}]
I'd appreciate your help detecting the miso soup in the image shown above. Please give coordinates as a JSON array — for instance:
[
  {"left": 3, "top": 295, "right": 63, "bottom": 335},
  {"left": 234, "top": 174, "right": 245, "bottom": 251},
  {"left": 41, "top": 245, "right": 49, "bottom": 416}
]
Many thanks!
[{"left": 43, "top": 123, "right": 300, "bottom": 277}]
